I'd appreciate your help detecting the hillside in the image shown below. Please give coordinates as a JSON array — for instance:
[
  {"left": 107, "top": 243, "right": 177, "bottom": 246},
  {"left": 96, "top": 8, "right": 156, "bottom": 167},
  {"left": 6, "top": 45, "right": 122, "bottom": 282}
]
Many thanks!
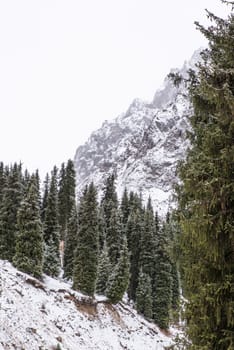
[{"left": 0, "top": 260, "right": 179, "bottom": 350}]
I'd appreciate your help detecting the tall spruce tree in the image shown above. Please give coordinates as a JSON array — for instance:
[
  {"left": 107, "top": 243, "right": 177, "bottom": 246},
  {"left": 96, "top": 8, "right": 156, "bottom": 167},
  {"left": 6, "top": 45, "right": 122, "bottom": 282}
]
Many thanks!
[
  {"left": 136, "top": 268, "right": 153, "bottom": 319},
  {"left": 41, "top": 173, "right": 50, "bottom": 224},
  {"left": 43, "top": 166, "right": 60, "bottom": 277},
  {"left": 97, "top": 205, "right": 106, "bottom": 251},
  {"left": 64, "top": 160, "right": 76, "bottom": 218},
  {"left": 63, "top": 203, "right": 78, "bottom": 279},
  {"left": 0, "top": 162, "right": 6, "bottom": 204},
  {"left": 175, "top": 4, "right": 234, "bottom": 348},
  {"left": 106, "top": 208, "right": 123, "bottom": 265},
  {"left": 73, "top": 183, "right": 99, "bottom": 296},
  {"left": 96, "top": 241, "right": 111, "bottom": 295},
  {"left": 153, "top": 224, "right": 172, "bottom": 329},
  {"left": 120, "top": 188, "right": 129, "bottom": 226},
  {"left": 126, "top": 208, "right": 142, "bottom": 301},
  {"left": 58, "top": 162, "right": 67, "bottom": 239},
  {"left": 22, "top": 168, "right": 31, "bottom": 195},
  {"left": 101, "top": 173, "right": 118, "bottom": 229},
  {"left": 13, "top": 175, "right": 43, "bottom": 278},
  {"left": 139, "top": 197, "right": 156, "bottom": 281},
  {"left": 106, "top": 235, "right": 130, "bottom": 304},
  {"left": 163, "top": 213, "right": 180, "bottom": 316},
  {"left": 58, "top": 160, "right": 76, "bottom": 240},
  {"left": 0, "top": 163, "right": 24, "bottom": 261}
]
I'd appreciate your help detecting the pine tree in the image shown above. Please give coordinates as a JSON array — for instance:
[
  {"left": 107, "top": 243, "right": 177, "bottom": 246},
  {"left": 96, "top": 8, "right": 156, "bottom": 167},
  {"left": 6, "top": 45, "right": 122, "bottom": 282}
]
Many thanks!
[
  {"left": 73, "top": 183, "right": 99, "bottom": 296},
  {"left": 22, "top": 168, "right": 31, "bottom": 195},
  {"left": 136, "top": 269, "right": 153, "bottom": 319},
  {"left": 106, "top": 208, "right": 123, "bottom": 265},
  {"left": 64, "top": 160, "right": 76, "bottom": 218},
  {"left": 96, "top": 242, "right": 111, "bottom": 295},
  {"left": 139, "top": 197, "right": 156, "bottom": 280},
  {"left": 174, "top": 5, "right": 234, "bottom": 348},
  {"left": 58, "top": 162, "right": 67, "bottom": 239},
  {"left": 41, "top": 173, "right": 50, "bottom": 223},
  {"left": 0, "top": 163, "right": 24, "bottom": 261},
  {"left": 63, "top": 203, "right": 78, "bottom": 279},
  {"left": 43, "top": 236, "right": 61, "bottom": 277},
  {"left": 13, "top": 175, "right": 43, "bottom": 278},
  {"left": 0, "top": 162, "right": 6, "bottom": 204},
  {"left": 106, "top": 235, "right": 130, "bottom": 304},
  {"left": 126, "top": 208, "right": 142, "bottom": 301},
  {"left": 153, "top": 225, "right": 172, "bottom": 329},
  {"left": 43, "top": 166, "right": 60, "bottom": 277},
  {"left": 171, "top": 263, "right": 180, "bottom": 314},
  {"left": 58, "top": 160, "right": 76, "bottom": 240},
  {"left": 163, "top": 213, "right": 180, "bottom": 315},
  {"left": 101, "top": 173, "right": 122, "bottom": 265},
  {"left": 120, "top": 188, "right": 129, "bottom": 226},
  {"left": 97, "top": 205, "right": 106, "bottom": 251},
  {"left": 101, "top": 173, "right": 118, "bottom": 229}
]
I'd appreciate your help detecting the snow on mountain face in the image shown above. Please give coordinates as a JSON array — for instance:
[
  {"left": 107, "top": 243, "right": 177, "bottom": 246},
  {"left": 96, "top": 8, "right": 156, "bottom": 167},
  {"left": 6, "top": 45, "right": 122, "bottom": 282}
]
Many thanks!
[
  {"left": 0, "top": 260, "right": 176, "bottom": 350},
  {"left": 74, "top": 51, "right": 200, "bottom": 214}
]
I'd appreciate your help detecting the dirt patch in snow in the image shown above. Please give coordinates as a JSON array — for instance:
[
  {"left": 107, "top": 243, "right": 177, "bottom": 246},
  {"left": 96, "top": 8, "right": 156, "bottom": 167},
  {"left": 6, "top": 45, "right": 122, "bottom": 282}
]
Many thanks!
[
  {"left": 105, "top": 303, "right": 126, "bottom": 327},
  {"left": 64, "top": 293, "right": 98, "bottom": 317}
]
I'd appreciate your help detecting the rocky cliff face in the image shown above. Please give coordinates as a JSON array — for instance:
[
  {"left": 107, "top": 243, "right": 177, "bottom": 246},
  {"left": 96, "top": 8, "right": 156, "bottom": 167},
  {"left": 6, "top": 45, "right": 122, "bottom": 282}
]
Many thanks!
[{"left": 74, "top": 51, "right": 200, "bottom": 215}]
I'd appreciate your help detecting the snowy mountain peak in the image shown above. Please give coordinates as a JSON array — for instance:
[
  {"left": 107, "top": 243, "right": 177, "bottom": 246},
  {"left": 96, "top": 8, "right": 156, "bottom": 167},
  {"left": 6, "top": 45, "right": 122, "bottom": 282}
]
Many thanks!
[{"left": 74, "top": 51, "right": 200, "bottom": 214}]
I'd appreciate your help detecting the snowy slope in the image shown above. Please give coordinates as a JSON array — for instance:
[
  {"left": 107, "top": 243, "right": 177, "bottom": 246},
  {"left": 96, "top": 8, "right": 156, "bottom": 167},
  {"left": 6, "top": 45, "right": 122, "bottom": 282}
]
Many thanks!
[
  {"left": 0, "top": 260, "right": 178, "bottom": 350},
  {"left": 74, "top": 50, "right": 201, "bottom": 215}
]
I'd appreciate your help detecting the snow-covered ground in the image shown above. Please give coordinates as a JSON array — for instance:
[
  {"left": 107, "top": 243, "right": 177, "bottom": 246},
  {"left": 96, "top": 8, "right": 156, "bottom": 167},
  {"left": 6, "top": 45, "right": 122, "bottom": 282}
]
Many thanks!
[{"left": 0, "top": 260, "right": 179, "bottom": 350}]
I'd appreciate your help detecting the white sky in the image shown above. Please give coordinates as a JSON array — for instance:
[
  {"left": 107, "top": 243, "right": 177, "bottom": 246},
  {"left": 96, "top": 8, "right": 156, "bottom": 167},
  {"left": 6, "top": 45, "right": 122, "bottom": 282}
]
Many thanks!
[{"left": 0, "top": 0, "right": 230, "bottom": 179}]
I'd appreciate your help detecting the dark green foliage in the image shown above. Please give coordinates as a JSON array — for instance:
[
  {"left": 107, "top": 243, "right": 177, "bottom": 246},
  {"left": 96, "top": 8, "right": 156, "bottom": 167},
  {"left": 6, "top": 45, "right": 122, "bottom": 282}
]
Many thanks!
[
  {"left": 43, "top": 167, "right": 59, "bottom": 244},
  {"left": 101, "top": 173, "right": 118, "bottom": 229},
  {"left": 126, "top": 208, "right": 142, "bottom": 301},
  {"left": 43, "top": 237, "right": 61, "bottom": 277},
  {"left": 41, "top": 173, "right": 50, "bottom": 223},
  {"left": 34, "top": 169, "right": 40, "bottom": 192},
  {"left": 163, "top": 213, "right": 181, "bottom": 315},
  {"left": 101, "top": 173, "right": 124, "bottom": 266},
  {"left": 0, "top": 163, "right": 24, "bottom": 261},
  {"left": 136, "top": 269, "right": 153, "bottom": 319},
  {"left": 153, "top": 227, "right": 172, "bottom": 329},
  {"left": 43, "top": 166, "right": 60, "bottom": 277},
  {"left": 120, "top": 188, "right": 129, "bottom": 226},
  {"left": 106, "top": 235, "right": 130, "bottom": 303},
  {"left": 175, "top": 7, "right": 234, "bottom": 349},
  {"left": 128, "top": 191, "right": 143, "bottom": 213},
  {"left": 97, "top": 205, "right": 106, "bottom": 251},
  {"left": 63, "top": 204, "right": 78, "bottom": 279},
  {"left": 64, "top": 160, "right": 76, "bottom": 215},
  {"left": 106, "top": 208, "right": 123, "bottom": 265},
  {"left": 0, "top": 162, "right": 6, "bottom": 204},
  {"left": 139, "top": 197, "right": 156, "bottom": 280},
  {"left": 58, "top": 160, "right": 76, "bottom": 240},
  {"left": 73, "top": 183, "right": 99, "bottom": 296},
  {"left": 13, "top": 175, "right": 43, "bottom": 278},
  {"left": 22, "top": 169, "right": 31, "bottom": 195},
  {"left": 58, "top": 162, "right": 67, "bottom": 238},
  {"left": 96, "top": 242, "right": 111, "bottom": 295},
  {"left": 171, "top": 263, "right": 180, "bottom": 313}
]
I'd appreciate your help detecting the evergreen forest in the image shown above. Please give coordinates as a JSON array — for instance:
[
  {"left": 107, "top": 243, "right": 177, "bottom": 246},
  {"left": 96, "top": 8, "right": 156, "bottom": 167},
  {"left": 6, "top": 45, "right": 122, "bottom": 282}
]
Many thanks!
[
  {"left": 0, "top": 161, "right": 180, "bottom": 330},
  {"left": 0, "top": 1, "right": 233, "bottom": 348}
]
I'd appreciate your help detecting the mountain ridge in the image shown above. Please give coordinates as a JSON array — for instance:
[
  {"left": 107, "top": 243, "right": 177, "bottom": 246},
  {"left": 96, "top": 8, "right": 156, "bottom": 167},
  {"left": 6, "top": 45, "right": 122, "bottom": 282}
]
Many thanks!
[{"left": 74, "top": 50, "right": 201, "bottom": 214}]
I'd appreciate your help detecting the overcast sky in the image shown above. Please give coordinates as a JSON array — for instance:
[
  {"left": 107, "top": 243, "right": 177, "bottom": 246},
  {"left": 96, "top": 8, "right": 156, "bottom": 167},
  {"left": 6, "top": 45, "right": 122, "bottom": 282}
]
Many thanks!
[{"left": 0, "top": 0, "right": 230, "bottom": 178}]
